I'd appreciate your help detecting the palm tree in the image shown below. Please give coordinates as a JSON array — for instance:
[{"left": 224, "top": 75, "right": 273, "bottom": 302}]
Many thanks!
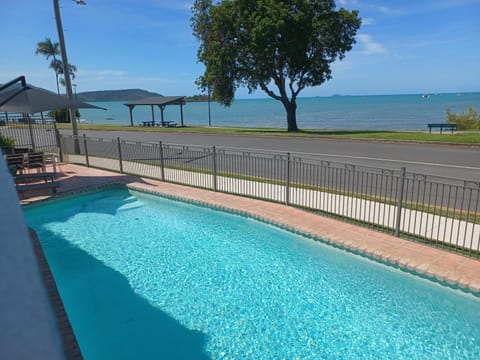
[
  {"left": 35, "top": 37, "right": 61, "bottom": 94},
  {"left": 51, "top": 59, "right": 77, "bottom": 88}
]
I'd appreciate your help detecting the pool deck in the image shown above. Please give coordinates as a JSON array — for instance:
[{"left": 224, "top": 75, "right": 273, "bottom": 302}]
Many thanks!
[{"left": 22, "top": 163, "right": 480, "bottom": 294}]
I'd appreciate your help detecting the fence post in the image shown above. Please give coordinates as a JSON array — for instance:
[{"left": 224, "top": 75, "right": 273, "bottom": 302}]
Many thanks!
[
  {"left": 55, "top": 127, "right": 64, "bottom": 163},
  {"left": 395, "top": 167, "right": 406, "bottom": 237},
  {"left": 212, "top": 145, "right": 218, "bottom": 191},
  {"left": 159, "top": 141, "right": 165, "bottom": 181},
  {"left": 117, "top": 137, "right": 123, "bottom": 173},
  {"left": 83, "top": 134, "right": 90, "bottom": 167},
  {"left": 285, "top": 152, "right": 291, "bottom": 205}
]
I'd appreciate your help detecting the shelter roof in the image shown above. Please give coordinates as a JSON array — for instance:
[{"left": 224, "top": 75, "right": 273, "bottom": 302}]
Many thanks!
[{"left": 124, "top": 96, "right": 185, "bottom": 107}]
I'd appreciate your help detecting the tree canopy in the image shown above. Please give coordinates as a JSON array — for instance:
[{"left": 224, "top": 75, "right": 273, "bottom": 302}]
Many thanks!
[{"left": 192, "top": 0, "right": 361, "bottom": 131}]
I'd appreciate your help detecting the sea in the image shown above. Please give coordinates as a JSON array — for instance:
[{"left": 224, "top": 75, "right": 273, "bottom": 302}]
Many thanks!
[{"left": 79, "top": 92, "right": 480, "bottom": 131}]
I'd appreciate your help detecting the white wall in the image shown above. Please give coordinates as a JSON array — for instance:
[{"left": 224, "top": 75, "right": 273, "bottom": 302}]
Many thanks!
[{"left": 0, "top": 156, "right": 64, "bottom": 359}]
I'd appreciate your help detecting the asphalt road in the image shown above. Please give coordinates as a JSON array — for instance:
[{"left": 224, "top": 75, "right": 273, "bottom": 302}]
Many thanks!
[{"left": 61, "top": 129, "right": 480, "bottom": 181}]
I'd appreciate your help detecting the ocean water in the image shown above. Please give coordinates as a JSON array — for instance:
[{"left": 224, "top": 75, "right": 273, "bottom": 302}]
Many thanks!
[
  {"left": 79, "top": 92, "right": 480, "bottom": 130},
  {"left": 24, "top": 188, "right": 480, "bottom": 359}
]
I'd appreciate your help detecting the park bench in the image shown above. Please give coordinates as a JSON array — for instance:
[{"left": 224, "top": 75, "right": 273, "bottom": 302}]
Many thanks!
[{"left": 427, "top": 123, "right": 457, "bottom": 133}]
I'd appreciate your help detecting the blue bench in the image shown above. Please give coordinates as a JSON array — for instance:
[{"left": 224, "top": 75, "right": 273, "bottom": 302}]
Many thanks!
[{"left": 427, "top": 123, "right": 457, "bottom": 133}]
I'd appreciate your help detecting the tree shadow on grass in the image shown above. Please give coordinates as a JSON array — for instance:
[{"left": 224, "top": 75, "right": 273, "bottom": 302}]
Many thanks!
[{"left": 40, "top": 230, "right": 210, "bottom": 360}]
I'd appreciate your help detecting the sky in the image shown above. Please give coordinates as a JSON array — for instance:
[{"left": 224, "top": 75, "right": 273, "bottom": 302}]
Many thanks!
[{"left": 1, "top": 0, "right": 479, "bottom": 98}]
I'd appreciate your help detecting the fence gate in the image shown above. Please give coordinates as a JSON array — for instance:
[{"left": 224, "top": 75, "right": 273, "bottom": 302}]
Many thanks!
[{"left": 0, "top": 114, "right": 59, "bottom": 153}]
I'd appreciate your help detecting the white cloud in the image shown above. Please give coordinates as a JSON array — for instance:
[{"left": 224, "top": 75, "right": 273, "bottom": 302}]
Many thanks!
[
  {"left": 150, "top": 0, "right": 192, "bottom": 11},
  {"left": 362, "top": 17, "right": 375, "bottom": 25},
  {"left": 372, "top": 5, "right": 405, "bottom": 15},
  {"left": 357, "top": 34, "right": 386, "bottom": 55},
  {"left": 378, "top": 5, "right": 391, "bottom": 13},
  {"left": 337, "top": 0, "right": 359, "bottom": 5},
  {"left": 77, "top": 70, "right": 127, "bottom": 77}
]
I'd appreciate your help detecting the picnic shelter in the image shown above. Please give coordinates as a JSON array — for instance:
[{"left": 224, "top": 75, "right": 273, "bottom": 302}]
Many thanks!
[{"left": 124, "top": 96, "right": 186, "bottom": 127}]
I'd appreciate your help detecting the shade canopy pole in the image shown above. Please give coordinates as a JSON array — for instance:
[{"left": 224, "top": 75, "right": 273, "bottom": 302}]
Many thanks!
[
  {"left": 160, "top": 105, "right": 165, "bottom": 125},
  {"left": 180, "top": 103, "right": 184, "bottom": 127},
  {"left": 128, "top": 105, "right": 134, "bottom": 127},
  {"left": 151, "top": 105, "right": 155, "bottom": 125}
]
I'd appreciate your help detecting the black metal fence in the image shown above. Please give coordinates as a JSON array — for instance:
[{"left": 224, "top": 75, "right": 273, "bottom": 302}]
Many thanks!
[
  {"left": 61, "top": 135, "right": 480, "bottom": 256},
  {"left": 0, "top": 114, "right": 59, "bottom": 153}
]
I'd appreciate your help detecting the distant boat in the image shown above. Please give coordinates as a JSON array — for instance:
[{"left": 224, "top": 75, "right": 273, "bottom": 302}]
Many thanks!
[{"left": 421, "top": 94, "right": 430, "bottom": 98}]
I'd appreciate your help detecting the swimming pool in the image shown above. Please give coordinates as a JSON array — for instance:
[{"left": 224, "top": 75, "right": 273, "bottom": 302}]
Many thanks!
[{"left": 24, "top": 188, "right": 480, "bottom": 359}]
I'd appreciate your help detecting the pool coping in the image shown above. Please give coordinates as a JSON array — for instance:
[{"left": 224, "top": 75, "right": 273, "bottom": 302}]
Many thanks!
[{"left": 29, "top": 229, "right": 83, "bottom": 359}]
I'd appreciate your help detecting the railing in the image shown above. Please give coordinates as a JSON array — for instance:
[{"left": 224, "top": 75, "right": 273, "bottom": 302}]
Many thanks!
[
  {"left": 0, "top": 115, "right": 59, "bottom": 153},
  {"left": 60, "top": 135, "right": 480, "bottom": 257}
]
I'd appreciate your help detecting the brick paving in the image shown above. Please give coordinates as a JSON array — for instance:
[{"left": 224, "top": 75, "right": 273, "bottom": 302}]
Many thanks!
[{"left": 23, "top": 163, "right": 480, "bottom": 294}]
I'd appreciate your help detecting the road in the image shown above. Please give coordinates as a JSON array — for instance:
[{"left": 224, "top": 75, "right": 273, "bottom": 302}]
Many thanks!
[{"left": 61, "top": 129, "right": 480, "bottom": 181}]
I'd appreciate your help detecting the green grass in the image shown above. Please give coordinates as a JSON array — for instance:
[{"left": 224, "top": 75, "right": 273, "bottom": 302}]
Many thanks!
[{"left": 56, "top": 123, "right": 480, "bottom": 144}]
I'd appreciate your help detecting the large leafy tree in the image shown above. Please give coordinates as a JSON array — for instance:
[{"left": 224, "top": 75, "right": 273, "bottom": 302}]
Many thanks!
[
  {"left": 192, "top": 0, "right": 361, "bottom": 131},
  {"left": 35, "top": 37, "right": 77, "bottom": 94}
]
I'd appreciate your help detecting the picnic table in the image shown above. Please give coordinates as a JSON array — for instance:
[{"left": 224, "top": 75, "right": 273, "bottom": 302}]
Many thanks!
[
  {"left": 160, "top": 121, "right": 177, "bottom": 127},
  {"left": 140, "top": 120, "right": 177, "bottom": 127}
]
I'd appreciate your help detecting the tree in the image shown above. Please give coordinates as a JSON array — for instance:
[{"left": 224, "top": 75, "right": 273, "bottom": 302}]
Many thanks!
[
  {"left": 52, "top": 60, "right": 77, "bottom": 87},
  {"left": 35, "top": 37, "right": 61, "bottom": 94},
  {"left": 35, "top": 37, "right": 77, "bottom": 94},
  {"left": 192, "top": 0, "right": 361, "bottom": 131},
  {"left": 48, "top": 108, "right": 80, "bottom": 123}
]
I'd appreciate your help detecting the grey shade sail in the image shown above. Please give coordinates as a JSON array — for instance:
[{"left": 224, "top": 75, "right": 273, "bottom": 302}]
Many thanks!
[{"left": 0, "top": 80, "right": 106, "bottom": 114}]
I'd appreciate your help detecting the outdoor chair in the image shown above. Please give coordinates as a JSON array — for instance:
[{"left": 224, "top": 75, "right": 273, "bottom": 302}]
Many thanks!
[
  {"left": 13, "top": 147, "right": 31, "bottom": 154},
  {"left": 4, "top": 154, "right": 26, "bottom": 175},
  {"left": 25, "top": 152, "right": 46, "bottom": 173}
]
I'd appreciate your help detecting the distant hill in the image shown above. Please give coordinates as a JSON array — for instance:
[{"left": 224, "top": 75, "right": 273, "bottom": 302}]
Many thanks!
[
  {"left": 76, "top": 89, "right": 162, "bottom": 102},
  {"left": 185, "top": 94, "right": 210, "bottom": 102}
]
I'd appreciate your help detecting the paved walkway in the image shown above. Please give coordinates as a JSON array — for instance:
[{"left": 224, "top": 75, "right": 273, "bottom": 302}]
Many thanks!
[{"left": 21, "top": 163, "right": 480, "bottom": 294}]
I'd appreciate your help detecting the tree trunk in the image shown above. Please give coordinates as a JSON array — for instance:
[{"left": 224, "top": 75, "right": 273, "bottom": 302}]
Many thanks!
[
  {"left": 55, "top": 73, "right": 60, "bottom": 95},
  {"left": 283, "top": 99, "right": 299, "bottom": 132}
]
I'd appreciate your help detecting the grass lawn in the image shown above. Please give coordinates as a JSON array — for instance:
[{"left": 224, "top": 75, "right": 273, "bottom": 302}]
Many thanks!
[{"left": 56, "top": 123, "right": 480, "bottom": 145}]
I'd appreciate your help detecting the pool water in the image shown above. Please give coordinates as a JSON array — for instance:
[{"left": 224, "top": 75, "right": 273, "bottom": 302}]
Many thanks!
[{"left": 24, "top": 189, "right": 480, "bottom": 359}]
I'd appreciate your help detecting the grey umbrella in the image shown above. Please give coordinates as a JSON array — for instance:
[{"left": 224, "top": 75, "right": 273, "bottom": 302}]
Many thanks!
[{"left": 0, "top": 76, "right": 105, "bottom": 113}]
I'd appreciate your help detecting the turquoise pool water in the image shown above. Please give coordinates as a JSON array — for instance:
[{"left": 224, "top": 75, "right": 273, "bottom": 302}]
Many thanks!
[{"left": 24, "top": 189, "right": 480, "bottom": 359}]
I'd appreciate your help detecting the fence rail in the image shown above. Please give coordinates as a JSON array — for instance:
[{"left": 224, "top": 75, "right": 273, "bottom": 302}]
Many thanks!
[
  {"left": 61, "top": 135, "right": 480, "bottom": 256},
  {"left": 0, "top": 115, "right": 59, "bottom": 153}
]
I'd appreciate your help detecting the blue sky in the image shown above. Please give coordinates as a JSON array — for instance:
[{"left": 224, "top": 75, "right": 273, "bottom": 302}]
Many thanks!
[{"left": 1, "top": 0, "right": 479, "bottom": 98}]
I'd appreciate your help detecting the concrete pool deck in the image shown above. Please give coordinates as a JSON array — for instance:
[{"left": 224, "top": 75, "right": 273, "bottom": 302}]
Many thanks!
[{"left": 22, "top": 163, "right": 480, "bottom": 294}]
